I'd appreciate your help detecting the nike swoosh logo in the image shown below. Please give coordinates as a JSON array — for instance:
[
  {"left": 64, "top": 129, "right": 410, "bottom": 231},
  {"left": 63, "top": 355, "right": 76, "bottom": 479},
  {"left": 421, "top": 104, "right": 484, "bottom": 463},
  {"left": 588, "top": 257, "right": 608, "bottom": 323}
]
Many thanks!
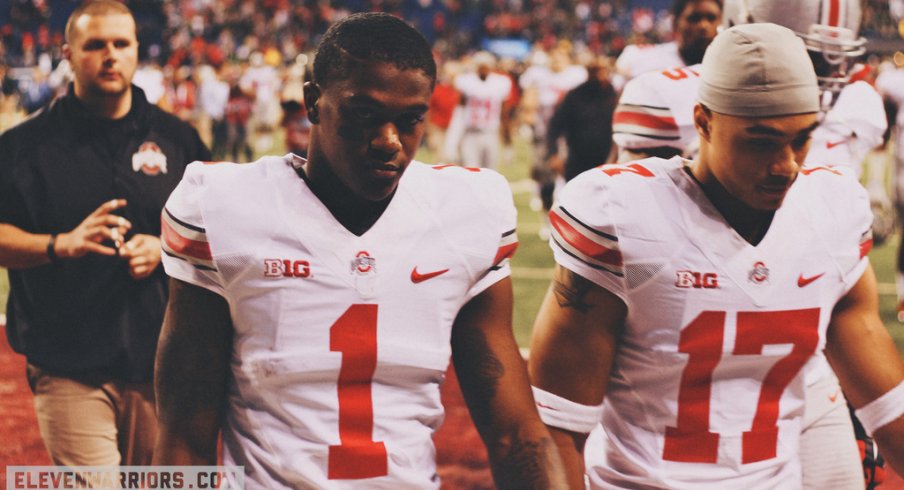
[
  {"left": 411, "top": 267, "right": 450, "bottom": 283},
  {"left": 828, "top": 389, "right": 840, "bottom": 403},
  {"left": 826, "top": 139, "right": 846, "bottom": 149},
  {"left": 798, "top": 273, "right": 825, "bottom": 287}
]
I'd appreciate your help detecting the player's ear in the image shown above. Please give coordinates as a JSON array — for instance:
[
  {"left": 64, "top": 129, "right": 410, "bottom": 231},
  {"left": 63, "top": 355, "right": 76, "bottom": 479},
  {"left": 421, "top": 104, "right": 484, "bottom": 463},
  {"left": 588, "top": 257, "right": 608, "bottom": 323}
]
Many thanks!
[
  {"left": 63, "top": 44, "right": 71, "bottom": 62},
  {"left": 694, "top": 103, "right": 712, "bottom": 142},
  {"left": 303, "top": 81, "right": 321, "bottom": 124}
]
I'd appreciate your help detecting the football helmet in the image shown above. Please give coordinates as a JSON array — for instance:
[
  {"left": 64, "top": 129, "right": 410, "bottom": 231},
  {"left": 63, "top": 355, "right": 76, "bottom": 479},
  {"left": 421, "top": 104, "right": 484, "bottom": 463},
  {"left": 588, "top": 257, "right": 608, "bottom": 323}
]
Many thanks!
[{"left": 723, "top": 0, "right": 866, "bottom": 106}]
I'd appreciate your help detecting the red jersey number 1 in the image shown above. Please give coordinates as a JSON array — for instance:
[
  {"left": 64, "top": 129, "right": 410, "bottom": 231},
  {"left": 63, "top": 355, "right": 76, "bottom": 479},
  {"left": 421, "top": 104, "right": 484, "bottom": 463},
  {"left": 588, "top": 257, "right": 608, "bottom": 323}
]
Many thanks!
[{"left": 328, "top": 304, "right": 388, "bottom": 479}]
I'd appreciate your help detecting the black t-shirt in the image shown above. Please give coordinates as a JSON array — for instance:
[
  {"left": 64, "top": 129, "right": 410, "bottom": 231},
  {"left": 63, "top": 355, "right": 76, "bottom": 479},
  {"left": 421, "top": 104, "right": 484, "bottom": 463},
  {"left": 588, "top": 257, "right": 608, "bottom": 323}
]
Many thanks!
[{"left": 0, "top": 85, "right": 211, "bottom": 382}]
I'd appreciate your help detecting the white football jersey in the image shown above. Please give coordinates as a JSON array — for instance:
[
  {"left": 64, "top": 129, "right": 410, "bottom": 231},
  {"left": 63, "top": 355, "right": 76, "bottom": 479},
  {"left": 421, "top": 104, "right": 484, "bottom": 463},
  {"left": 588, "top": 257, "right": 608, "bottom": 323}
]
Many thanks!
[
  {"left": 876, "top": 67, "right": 904, "bottom": 128},
  {"left": 549, "top": 158, "right": 871, "bottom": 489},
  {"left": 161, "top": 156, "right": 518, "bottom": 489},
  {"left": 805, "top": 81, "right": 887, "bottom": 176},
  {"left": 615, "top": 42, "right": 685, "bottom": 82},
  {"left": 520, "top": 64, "right": 588, "bottom": 114},
  {"left": 454, "top": 72, "right": 513, "bottom": 131},
  {"left": 613, "top": 65, "right": 701, "bottom": 155}
]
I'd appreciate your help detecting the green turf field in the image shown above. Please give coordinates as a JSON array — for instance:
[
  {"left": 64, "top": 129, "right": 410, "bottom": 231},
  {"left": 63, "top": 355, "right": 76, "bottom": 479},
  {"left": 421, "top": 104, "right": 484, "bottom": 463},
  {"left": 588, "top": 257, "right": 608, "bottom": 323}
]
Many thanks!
[{"left": 1, "top": 137, "right": 903, "bottom": 355}]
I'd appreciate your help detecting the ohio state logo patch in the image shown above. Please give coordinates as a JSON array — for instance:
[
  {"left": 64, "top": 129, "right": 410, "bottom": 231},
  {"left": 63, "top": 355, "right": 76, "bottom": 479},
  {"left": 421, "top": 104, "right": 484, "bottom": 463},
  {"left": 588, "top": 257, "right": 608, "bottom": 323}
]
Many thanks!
[
  {"left": 351, "top": 250, "right": 376, "bottom": 275},
  {"left": 748, "top": 261, "right": 769, "bottom": 284},
  {"left": 132, "top": 142, "right": 168, "bottom": 175}
]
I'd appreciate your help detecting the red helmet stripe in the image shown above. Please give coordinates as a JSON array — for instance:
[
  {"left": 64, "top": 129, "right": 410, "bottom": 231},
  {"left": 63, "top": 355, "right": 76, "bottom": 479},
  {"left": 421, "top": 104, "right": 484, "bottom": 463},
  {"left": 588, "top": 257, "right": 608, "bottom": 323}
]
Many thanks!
[{"left": 828, "top": 0, "right": 841, "bottom": 27}]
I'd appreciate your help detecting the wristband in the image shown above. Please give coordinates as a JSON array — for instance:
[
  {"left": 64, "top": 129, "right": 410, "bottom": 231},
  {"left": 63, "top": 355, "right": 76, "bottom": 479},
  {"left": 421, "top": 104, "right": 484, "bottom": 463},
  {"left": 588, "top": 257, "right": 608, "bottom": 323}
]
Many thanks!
[
  {"left": 855, "top": 380, "right": 904, "bottom": 436},
  {"left": 531, "top": 386, "right": 605, "bottom": 434},
  {"left": 46, "top": 234, "right": 59, "bottom": 262}
]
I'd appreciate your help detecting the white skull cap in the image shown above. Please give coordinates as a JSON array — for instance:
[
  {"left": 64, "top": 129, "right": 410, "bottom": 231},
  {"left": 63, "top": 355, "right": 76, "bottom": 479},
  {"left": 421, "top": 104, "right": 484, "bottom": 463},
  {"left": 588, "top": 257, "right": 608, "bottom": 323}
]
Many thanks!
[{"left": 698, "top": 23, "right": 820, "bottom": 117}]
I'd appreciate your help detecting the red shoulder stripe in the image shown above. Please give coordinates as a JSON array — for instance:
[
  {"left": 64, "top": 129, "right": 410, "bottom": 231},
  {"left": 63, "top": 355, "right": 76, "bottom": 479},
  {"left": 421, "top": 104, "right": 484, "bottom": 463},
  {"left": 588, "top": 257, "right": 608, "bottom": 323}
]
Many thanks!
[
  {"left": 549, "top": 210, "right": 622, "bottom": 266},
  {"left": 161, "top": 215, "right": 212, "bottom": 261}
]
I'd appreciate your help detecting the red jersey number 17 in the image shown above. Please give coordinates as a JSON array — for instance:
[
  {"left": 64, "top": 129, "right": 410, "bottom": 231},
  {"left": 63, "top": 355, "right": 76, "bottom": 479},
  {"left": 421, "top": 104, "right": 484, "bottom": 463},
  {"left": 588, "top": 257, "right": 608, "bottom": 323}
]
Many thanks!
[{"left": 663, "top": 308, "right": 819, "bottom": 464}]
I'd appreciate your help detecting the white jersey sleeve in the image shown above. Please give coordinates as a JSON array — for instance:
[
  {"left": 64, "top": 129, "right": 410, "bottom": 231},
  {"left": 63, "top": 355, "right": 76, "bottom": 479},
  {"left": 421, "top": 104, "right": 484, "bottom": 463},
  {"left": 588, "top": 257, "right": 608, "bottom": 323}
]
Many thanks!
[
  {"left": 613, "top": 65, "right": 701, "bottom": 154},
  {"left": 161, "top": 161, "right": 227, "bottom": 296},
  {"left": 548, "top": 165, "right": 627, "bottom": 302},
  {"left": 877, "top": 67, "right": 904, "bottom": 127},
  {"left": 802, "top": 164, "right": 873, "bottom": 290},
  {"left": 806, "top": 82, "right": 887, "bottom": 172},
  {"left": 615, "top": 42, "right": 683, "bottom": 81},
  {"left": 429, "top": 165, "right": 518, "bottom": 302}
]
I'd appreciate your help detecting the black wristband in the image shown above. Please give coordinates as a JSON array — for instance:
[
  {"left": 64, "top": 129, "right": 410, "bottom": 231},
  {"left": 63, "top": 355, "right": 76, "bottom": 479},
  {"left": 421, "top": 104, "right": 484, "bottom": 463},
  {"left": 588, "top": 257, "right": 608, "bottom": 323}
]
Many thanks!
[{"left": 46, "top": 234, "right": 59, "bottom": 262}]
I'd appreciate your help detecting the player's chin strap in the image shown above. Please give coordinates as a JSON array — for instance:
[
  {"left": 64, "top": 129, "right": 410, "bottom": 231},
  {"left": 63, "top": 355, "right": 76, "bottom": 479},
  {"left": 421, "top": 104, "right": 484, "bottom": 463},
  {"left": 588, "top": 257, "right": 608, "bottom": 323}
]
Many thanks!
[
  {"left": 855, "top": 379, "right": 904, "bottom": 436},
  {"left": 531, "top": 386, "right": 605, "bottom": 434}
]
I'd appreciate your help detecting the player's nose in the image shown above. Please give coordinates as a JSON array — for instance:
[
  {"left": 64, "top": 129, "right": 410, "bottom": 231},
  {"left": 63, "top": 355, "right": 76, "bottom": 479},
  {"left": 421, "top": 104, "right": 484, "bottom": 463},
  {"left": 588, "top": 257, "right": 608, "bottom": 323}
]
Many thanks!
[
  {"left": 369, "top": 122, "right": 402, "bottom": 160},
  {"left": 769, "top": 146, "right": 799, "bottom": 178}
]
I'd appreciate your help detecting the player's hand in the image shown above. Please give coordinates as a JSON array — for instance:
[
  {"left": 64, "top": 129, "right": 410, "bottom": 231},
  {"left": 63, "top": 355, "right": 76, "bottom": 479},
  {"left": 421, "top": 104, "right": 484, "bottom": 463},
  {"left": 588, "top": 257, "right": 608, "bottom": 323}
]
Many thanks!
[
  {"left": 55, "top": 199, "right": 131, "bottom": 259},
  {"left": 859, "top": 437, "right": 887, "bottom": 490},
  {"left": 119, "top": 234, "right": 162, "bottom": 280}
]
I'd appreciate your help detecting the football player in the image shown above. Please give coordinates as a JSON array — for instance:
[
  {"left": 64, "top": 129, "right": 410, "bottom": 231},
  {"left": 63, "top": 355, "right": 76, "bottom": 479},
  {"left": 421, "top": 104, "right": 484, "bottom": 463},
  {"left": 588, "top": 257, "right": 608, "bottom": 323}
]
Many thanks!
[
  {"left": 529, "top": 23, "right": 904, "bottom": 489},
  {"left": 451, "top": 51, "right": 513, "bottom": 170},
  {"left": 152, "top": 14, "right": 567, "bottom": 489},
  {"left": 613, "top": 0, "right": 722, "bottom": 87},
  {"left": 612, "top": 1, "right": 891, "bottom": 487}
]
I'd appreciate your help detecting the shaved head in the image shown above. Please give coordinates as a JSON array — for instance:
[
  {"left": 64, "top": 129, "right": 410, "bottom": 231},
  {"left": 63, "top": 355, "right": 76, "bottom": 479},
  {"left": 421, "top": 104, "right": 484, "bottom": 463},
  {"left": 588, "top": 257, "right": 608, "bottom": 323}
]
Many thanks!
[{"left": 65, "top": 0, "right": 133, "bottom": 44}]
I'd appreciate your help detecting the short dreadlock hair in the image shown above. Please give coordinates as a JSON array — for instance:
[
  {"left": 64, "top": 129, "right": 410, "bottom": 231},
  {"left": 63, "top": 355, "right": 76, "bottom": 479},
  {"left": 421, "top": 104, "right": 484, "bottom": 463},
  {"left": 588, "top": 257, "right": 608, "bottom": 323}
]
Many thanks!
[{"left": 313, "top": 13, "right": 436, "bottom": 89}]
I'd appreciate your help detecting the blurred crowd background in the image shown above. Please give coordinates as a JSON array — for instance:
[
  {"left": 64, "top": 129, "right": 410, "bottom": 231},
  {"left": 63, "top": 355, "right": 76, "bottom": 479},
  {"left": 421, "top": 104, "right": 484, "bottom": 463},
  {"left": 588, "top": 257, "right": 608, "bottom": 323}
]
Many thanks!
[{"left": 0, "top": 0, "right": 902, "bottom": 162}]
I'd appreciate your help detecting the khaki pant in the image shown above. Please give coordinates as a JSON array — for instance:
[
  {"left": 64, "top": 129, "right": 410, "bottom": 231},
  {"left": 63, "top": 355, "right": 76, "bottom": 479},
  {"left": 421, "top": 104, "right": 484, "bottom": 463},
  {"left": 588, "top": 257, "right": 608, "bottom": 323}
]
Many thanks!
[{"left": 27, "top": 364, "right": 157, "bottom": 466}]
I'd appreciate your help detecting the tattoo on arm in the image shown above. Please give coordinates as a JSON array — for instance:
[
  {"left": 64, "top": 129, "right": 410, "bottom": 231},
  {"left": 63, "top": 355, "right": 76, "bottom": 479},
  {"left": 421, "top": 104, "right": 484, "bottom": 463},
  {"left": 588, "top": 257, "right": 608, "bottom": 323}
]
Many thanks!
[
  {"left": 452, "top": 326, "right": 505, "bottom": 429},
  {"left": 452, "top": 318, "right": 562, "bottom": 489},
  {"left": 553, "top": 269, "right": 594, "bottom": 313},
  {"left": 491, "top": 433, "right": 556, "bottom": 490}
]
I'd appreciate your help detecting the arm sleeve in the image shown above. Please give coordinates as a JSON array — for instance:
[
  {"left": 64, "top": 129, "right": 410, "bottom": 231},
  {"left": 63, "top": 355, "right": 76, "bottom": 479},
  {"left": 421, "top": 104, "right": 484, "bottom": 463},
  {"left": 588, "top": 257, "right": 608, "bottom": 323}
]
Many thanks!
[
  {"left": 548, "top": 171, "right": 628, "bottom": 302},
  {"left": 824, "top": 82, "right": 887, "bottom": 151},
  {"left": 464, "top": 171, "right": 519, "bottom": 302},
  {"left": 818, "top": 167, "right": 874, "bottom": 292},
  {"left": 614, "top": 45, "right": 637, "bottom": 78},
  {"left": 843, "top": 178, "right": 874, "bottom": 290},
  {"left": 612, "top": 73, "right": 682, "bottom": 151},
  {"left": 160, "top": 163, "right": 226, "bottom": 296}
]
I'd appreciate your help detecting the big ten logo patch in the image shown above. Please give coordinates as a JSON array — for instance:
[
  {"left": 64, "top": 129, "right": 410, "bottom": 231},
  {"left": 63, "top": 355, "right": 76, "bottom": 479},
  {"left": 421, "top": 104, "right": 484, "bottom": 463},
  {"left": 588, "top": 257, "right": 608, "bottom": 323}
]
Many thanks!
[
  {"left": 264, "top": 259, "right": 311, "bottom": 278},
  {"left": 675, "top": 270, "right": 718, "bottom": 289}
]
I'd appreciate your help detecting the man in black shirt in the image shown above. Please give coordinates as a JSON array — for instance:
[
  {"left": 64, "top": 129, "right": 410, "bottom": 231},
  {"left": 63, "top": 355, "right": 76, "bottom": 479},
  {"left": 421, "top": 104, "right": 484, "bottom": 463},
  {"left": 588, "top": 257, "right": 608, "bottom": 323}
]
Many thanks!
[
  {"left": 0, "top": 0, "right": 209, "bottom": 466},
  {"left": 546, "top": 58, "right": 618, "bottom": 181}
]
